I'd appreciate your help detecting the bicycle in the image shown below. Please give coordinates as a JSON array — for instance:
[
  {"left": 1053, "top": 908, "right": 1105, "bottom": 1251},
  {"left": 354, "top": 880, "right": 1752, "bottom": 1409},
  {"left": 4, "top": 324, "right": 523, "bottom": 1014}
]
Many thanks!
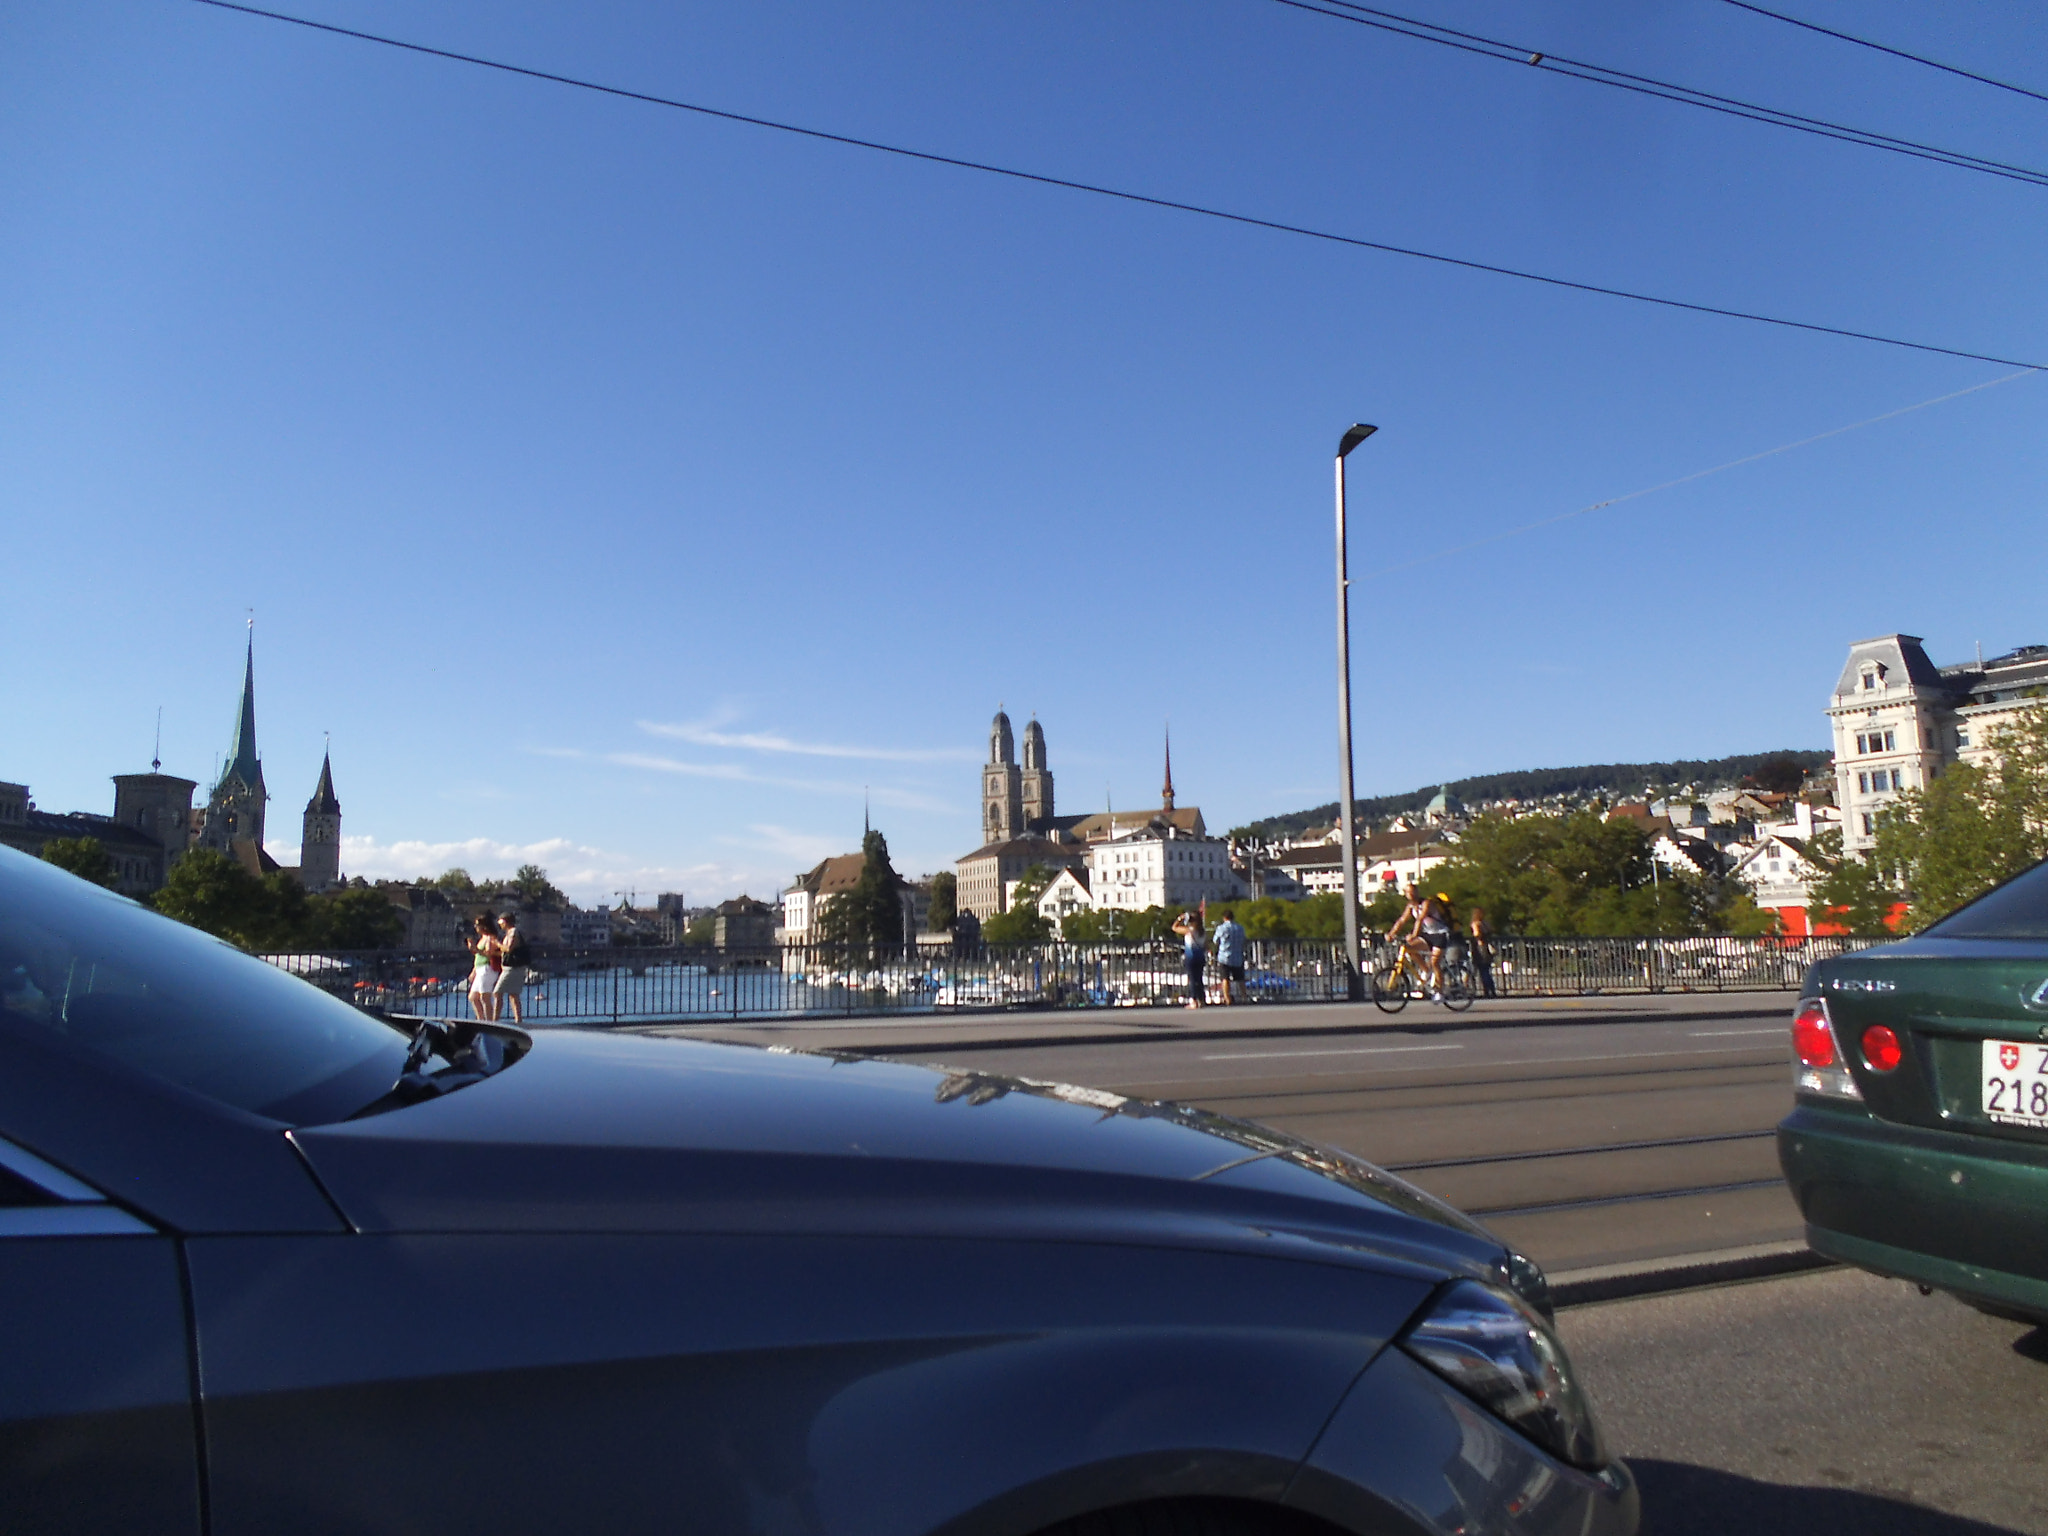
[{"left": 1371, "top": 941, "right": 1473, "bottom": 1013}]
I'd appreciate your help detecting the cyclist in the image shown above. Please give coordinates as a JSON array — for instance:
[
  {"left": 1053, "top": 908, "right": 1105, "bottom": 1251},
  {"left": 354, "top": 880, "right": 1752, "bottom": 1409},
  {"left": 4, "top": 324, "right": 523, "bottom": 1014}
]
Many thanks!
[
  {"left": 1385, "top": 884, "right": 1435, "bottom": 994},
  {"left": 1417, "top": 891, "right": 1455, "bottom": 998}
]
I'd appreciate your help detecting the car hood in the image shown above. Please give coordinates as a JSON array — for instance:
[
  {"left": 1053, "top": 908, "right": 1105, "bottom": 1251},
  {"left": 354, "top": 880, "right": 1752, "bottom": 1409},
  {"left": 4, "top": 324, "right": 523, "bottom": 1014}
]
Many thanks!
[{"left": 293, "top": 1031, "right": 1512, "bottom": 1285}]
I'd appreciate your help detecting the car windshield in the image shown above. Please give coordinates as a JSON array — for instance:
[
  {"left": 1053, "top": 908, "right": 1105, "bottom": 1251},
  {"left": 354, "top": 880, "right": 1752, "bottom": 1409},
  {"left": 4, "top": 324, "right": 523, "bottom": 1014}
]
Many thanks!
[
  {"left": 1923, "top": 857, "right": 2048, "bottom": 941},
  {"left": 0, "top": 847, "right": 408, "bottom": 1124}
]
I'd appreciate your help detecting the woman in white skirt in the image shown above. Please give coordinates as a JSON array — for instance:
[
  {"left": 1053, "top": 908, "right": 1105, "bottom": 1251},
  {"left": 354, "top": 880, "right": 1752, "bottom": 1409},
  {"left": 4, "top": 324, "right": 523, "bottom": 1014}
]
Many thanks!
[{"left": 465, "top": 914, "right": 502, "bottom": 1021}]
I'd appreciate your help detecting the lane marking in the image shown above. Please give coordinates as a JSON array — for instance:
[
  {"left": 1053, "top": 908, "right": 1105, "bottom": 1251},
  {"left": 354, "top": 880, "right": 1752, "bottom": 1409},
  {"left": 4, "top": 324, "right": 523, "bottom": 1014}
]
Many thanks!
[
  {"left": 1689, "top": 1027, "right": 1789, "bottom": 1037},
  {"left": 1203, "top": 1043, "right": 1465, "bottom": 1061}
]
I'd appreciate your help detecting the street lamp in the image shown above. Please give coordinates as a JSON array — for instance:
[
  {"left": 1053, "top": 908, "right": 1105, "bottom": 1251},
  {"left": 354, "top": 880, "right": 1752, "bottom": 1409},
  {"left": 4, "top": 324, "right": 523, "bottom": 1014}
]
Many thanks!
[{"left": 1334, "top": 423, "right": 1377, "bottom": 996}]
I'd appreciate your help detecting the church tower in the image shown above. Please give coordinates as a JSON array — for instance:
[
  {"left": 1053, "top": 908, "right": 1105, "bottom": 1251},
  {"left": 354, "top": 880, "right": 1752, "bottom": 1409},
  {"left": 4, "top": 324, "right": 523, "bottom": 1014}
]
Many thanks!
[
  {"left": 301, "top": 750, "right": 341, "bottom": 893},
  {"left": 1161, "top": 726, "right": 1176, "bottom": 813},
  {"left": 1020, "top": 716, "right": 1054, "bottom": 829},
  {"left": 982, "top": 709, "right": 1024, "bottom": 845},
  {"left": 199, "top": 630, "right": 269, "bottom": 858}
]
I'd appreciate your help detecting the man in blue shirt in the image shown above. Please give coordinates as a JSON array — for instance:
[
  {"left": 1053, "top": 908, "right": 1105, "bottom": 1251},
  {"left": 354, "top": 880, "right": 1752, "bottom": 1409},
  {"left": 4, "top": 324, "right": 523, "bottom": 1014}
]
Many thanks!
[{"left": 1212, "top": 910, "right": 1247, "bottom": 1005}]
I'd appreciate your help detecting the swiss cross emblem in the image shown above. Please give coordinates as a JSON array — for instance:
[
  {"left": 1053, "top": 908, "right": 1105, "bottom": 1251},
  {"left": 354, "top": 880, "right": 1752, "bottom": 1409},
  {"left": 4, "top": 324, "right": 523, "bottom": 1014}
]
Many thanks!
[{"left": 2000, "top": 1043, "right": 2022, "bottom": 1071}]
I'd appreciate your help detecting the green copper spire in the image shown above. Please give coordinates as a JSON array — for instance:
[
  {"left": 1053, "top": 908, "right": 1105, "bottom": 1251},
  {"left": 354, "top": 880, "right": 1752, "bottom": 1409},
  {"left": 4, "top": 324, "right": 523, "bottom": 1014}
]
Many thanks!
[{"left": 218, "top": 628, "right": 265, "bottom": 799}]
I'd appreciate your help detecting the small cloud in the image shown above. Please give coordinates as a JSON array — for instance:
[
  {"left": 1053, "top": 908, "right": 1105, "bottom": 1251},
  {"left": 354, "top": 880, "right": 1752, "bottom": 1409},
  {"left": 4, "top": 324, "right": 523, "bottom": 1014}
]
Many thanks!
[{"left": 638, "top": 717, "right": 974, "bottom": 763}]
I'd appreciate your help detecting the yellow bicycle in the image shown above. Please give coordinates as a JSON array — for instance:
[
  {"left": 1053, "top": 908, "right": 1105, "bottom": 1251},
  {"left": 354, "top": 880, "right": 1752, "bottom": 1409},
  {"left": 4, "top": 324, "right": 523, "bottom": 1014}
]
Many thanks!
[{"left": 1371, "top": 942, "right": 1474, "bottom": 1013}]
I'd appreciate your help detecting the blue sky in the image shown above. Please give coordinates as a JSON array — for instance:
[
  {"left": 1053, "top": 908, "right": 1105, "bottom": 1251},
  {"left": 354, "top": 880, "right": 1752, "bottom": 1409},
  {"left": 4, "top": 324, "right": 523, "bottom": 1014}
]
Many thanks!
[{"left": 4, "top": 0, "right": 2043, "bottom": 903}]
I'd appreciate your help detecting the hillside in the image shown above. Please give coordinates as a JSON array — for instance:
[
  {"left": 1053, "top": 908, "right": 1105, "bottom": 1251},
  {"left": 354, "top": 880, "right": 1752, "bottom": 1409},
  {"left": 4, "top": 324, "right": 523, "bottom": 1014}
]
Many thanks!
[{"left": 1235, "top": 749, "right": 1831, "bottom": 841}]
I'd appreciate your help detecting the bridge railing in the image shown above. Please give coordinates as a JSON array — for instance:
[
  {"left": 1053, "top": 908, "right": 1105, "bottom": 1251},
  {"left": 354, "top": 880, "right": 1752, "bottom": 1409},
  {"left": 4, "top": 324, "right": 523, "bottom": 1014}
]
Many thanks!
[{"left": 260, "top": 932, "right": 1886, "bottom": 1026}]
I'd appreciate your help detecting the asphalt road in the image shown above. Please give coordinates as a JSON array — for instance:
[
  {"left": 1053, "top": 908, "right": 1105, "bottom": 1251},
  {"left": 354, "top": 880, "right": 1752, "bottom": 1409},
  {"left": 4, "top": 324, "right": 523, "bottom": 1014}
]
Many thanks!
[
  {"left": 1564, "top": 1268, "right": 2048, "bottom": 1535},
  {"left": 867, "top": 996, "right": 1804, "bottom": 1274}
]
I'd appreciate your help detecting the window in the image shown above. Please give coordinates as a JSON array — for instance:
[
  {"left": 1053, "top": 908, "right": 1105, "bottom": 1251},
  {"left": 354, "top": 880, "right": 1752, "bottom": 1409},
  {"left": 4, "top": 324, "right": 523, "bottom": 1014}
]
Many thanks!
[
  {"left": 1857, "top": 772, "right": 1869, "bottom": 794},
  {"left": 1958, "top": 726, "right": 1971, "bottom": 748},
  {"left": 1883, "top": 729, "right": 1896, "bottom": 752},
  {"left": 1891, "top": 769, "right": 1904, "bottom": 790},
  {"left": 1855, "top": 734, "right": 1868, "bottom": 755},
  {"left": 1861, "top": 670, "right": 1877, "bottom": 690},
  {"left": 1861, "top": 813, "right": 1875, "bottom": 835}
]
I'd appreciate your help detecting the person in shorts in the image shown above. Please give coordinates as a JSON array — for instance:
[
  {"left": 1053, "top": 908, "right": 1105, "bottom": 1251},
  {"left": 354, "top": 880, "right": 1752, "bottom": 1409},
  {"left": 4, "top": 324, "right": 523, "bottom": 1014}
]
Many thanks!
[
  {"left": 1171, "top": 911, "right": 1207, "bottom": 1009},
  {"left": 1211, "top": 909, "right": 1247, "bottom": 1005},
  {"left": 465, "top": 914, "right": 501, "bottom": 1022},
  {"left": 495, "top": 911, "right": 530, "bottom": 1024}
]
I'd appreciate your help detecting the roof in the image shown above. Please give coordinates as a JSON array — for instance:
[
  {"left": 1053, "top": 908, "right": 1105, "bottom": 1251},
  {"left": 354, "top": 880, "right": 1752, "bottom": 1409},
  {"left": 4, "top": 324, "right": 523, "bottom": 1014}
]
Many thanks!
[
  {"left": 1832, "top": 634, "right": 1946, "bottom": 701},
  {"left": 1063, "top": 807, "right": 1207, "bottom": 841},
  {"left": 23, "top": 810, "right": 163, "bottom": 855},
  {"left": 792, "top": 853, "right": 867, "bottom": 896},
  {"left": 718, "top": 895, "right": 771, "bottom": 915},
  {"left": 956, "top": 836, "right": 1089, "bottom": 866},
  {"left": 217, "top": 633, "right": 266, "bottom": 799},
  {"left": 306, "top": 752, "right": 340, "bottom": 815},
  {"left": 1042, "top": 865, "right": 1091, "bottom": 893}
]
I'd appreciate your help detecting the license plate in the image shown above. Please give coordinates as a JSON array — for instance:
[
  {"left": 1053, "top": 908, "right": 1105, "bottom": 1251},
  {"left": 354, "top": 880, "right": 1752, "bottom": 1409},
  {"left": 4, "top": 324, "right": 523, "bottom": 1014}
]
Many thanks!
[{"left": 1982, "top": 1038, "right": 2048, "bottom": 1127}]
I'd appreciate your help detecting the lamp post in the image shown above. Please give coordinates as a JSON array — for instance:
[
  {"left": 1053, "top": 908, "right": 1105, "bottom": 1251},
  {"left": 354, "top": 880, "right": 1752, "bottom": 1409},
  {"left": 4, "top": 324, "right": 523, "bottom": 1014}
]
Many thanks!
[{"left": 1334, "top": 423, "right": 1377, "bottom": 997}]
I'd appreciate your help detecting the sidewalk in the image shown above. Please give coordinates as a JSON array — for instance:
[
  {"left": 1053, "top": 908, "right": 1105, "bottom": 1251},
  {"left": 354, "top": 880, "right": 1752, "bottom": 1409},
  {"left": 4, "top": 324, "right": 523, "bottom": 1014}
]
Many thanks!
[{"left": 641, "top": 989, "right": 1796, "bottom": 1057}]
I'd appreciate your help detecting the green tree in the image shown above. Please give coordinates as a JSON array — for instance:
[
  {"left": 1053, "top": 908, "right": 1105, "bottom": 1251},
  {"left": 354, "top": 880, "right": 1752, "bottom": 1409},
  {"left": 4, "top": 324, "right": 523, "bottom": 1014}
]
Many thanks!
[
  {"left": 927, "top": 871, "right": 957, "bottom": 931},
  {"left": 685, "top": 910, "right": 717, "bottom": 946},
  {"left": 433, "top": 868, "right": 477, "bottom": 898},
  {"left": 40, "top": 836, "right": 118, "bottom": 889},
  {"left": 151, "top": 848, "right": 274, "bottom": 948},
  {"left": 511, "top": 864, "right": 564, "bottom": 905},
  {"left": 312, "top": 886, "right": 406, "bottom": 949},
  {"left": 1419, "top": 809, "right": 1714, "bottom": 936},
  {"left": 981, "top": 903, "right": 1052, "bottom": 944},
  {"left": 1806, "top": 827, "right": 1902, "bottom": 935},
  {"left": 1852, "top": 708, "right": 2048, "bottom": 931},
  {"left": 251, "top": 870, "right": 316, "bottom": 951},
  {"left": 815, "top": 829, "right": 907, "bottom": 958},
  {"left": 1741, "top": 753, "right": 1811, "bottom": 795}
]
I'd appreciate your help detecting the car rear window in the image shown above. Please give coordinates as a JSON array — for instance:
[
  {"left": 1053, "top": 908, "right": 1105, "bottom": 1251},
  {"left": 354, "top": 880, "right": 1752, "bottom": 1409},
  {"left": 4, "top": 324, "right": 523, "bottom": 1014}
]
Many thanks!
[
  {"left": 1923, "top": 858, "right": 2048, "bottom": 940},
  {"left": 0, "top": 847, "right": 407, "bottom": 1124}
]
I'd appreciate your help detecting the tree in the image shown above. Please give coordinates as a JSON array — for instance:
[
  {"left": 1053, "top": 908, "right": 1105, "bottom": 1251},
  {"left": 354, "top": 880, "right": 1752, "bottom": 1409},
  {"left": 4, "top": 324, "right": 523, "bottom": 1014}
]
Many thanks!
[
  {"left": 152, "top": 848, "right": 275, "bottom": 948},
  {"left": 927, "top": 871, "right": 957, "bottom": 932},
  {"left": 815, "top": 828, "right": 907, "bottom": 958},
  {"left": 1807, "top": 827, "right": 1902, "bottom": 935},
  {"left": 434, "top": 868, "right": 477, "bottom": 897},
  {"left": 313, "top": 887, "right": 406, "bottom": 949},
  {"left": 1741, "top": 753, "right": 1811, "bottom": 795},
  {"left": 40, "top": 836, "right": 117, "bottom": 889},
  {"left": 685, "top": 910, "right": 717, "bottom": 946},
  {"left": 511, "top": 864, "right": 564, "bottom": 905},
  {"left": 981, "top": 903, "right": 1052, "bottom": 944},
  {"left": 1421, "top": 810, "right": 1700, "bottom": 936},
  {"left": 1834, "top": 708, "right": 2048, "bottom": 932}
]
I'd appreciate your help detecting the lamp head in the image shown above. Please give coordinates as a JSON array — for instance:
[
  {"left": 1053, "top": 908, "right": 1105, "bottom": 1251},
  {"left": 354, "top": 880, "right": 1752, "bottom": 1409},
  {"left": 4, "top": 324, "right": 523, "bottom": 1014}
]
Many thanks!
[{"left": 1338, "top": 423, "right": 1378, "bottom": 458}]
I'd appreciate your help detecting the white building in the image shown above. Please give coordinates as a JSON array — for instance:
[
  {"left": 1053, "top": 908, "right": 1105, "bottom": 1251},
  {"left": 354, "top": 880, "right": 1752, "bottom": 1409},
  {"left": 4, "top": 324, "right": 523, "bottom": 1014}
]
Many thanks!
[
  {"left": 1829, "top": 636, "right": 2048, "bottom": 853},
  {"left": 1034, "top": 867, "right": 1094, "bottom": 934},
  {"left": 1086, "top": 826, "right": 1235, "bottom": 912}
]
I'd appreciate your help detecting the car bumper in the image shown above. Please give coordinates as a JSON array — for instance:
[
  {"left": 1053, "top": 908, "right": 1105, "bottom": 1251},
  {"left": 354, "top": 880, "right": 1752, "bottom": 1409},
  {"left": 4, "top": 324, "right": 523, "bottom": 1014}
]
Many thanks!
[
  {"left": 1288, "top": 1345, "right": 1638, "bottom": 1536},
  {"left": 1779, "top": 1102, "right": 2048, "bottom": 1321}
]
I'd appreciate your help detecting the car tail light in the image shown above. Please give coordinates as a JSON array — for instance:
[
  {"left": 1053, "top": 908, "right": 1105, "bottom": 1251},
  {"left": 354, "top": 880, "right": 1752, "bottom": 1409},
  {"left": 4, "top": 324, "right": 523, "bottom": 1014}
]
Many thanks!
[
  {"left": 1791, "top": 995, "right": 1862, "bottom": 1101},
  {"left": 1792, "top": 998, "right": 1836, "bottom": 1066},
  {"left": 1862, "top": 1025, "right": 1903, "bottom": 1073}
]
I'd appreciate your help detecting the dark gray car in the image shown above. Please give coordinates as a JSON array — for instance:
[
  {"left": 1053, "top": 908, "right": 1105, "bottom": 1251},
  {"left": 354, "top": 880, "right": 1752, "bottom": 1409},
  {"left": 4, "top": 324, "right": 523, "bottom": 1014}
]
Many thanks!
[{"left": 0, "top": 845, "right": 1635, "bottom": 1536}]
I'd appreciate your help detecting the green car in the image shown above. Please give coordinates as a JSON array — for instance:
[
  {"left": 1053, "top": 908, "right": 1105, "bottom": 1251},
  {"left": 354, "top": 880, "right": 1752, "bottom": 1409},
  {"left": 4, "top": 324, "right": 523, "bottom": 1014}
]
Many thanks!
[{"left": 1779, "top": 858, "right": 2048, "bottom": 1323}]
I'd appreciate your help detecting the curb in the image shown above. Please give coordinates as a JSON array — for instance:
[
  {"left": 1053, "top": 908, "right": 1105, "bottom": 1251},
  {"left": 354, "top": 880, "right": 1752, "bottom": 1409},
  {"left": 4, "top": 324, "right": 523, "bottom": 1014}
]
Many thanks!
[{"left": 1549, "top": 1239, "right": 1833, "bottom": 1307}]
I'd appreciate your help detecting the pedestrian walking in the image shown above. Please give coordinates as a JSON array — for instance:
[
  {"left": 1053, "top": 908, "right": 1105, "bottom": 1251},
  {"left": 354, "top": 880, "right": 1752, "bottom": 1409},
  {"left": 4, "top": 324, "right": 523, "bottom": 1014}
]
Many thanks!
[
  {"left": 1212, "top": 909, "right": 1247, "bottom": 1005},
  {"left": 465, "top": 913, "right": 502, "bottom": 1021},
  {"left": 1468, "top": 905, "right": 1498, "bottom": 999},
  {"left": 495, "top": 911, "right": 530, "bottom": 1024},
  {"left": 1172, "top": 910, "right": 1207, "bottom": 1009}
]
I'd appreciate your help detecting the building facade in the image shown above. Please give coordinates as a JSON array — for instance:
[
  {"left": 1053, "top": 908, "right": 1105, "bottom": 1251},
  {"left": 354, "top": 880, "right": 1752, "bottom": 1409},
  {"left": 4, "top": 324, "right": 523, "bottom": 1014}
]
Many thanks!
[
  {"left": 1085, "top": 826, "right": 1235, "bottom": 912},
  {"left": 1828, "top": 636, "right": 2048, "bottom": 853},
  {"left": 0, "top": 776, "right": 196, "bottom": 898}
]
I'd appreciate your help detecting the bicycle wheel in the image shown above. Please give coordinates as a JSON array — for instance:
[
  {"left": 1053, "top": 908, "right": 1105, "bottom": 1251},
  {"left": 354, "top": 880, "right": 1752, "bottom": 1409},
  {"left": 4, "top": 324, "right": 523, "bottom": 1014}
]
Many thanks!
[
  {"left": 1440, "top": 971, "right": 1474, "bottom": 1012},
  {"left": 1371, "top": 965, "right": 1409, "bottom": 1013}
]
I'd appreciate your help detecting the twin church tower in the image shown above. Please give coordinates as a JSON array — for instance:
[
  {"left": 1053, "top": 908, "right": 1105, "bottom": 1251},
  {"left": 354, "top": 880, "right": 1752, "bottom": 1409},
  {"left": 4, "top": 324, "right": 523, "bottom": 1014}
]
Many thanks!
[
  {"left": 981, "top": 710, "right": 1054, "bottom": 845},
  {"left": 195, "top": 631, "right": 343, "bottom": 891}
]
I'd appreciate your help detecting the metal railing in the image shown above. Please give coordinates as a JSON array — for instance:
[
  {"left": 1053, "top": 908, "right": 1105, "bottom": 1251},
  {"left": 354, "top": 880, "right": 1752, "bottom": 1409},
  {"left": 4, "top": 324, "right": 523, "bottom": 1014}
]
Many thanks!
[{"left": 261, "top": 932, "right": 1885, "bottom": 1026}]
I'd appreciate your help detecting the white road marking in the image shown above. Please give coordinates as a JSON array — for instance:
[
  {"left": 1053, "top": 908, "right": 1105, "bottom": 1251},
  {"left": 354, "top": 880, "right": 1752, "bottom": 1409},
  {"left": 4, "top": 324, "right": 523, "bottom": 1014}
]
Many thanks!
[
  {"left": 1689, "top": 1027, "right": 1788, "bottom": 1037},
  {"left": 1203, "top": 1043, "right": 1466, "bottom": 1061}
]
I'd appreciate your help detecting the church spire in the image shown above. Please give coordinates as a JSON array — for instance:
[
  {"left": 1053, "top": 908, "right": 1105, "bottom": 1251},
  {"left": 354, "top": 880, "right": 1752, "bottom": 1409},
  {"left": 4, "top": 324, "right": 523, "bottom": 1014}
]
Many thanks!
[
  {"left": 307, "top": 746, "right": 340, "bottom": 815},
  {"left": 219, "top": 624, "right": 264, "bottom": 798},
  {"left": 1161, "top": 726, "right": 1176, "bottom": 812}
]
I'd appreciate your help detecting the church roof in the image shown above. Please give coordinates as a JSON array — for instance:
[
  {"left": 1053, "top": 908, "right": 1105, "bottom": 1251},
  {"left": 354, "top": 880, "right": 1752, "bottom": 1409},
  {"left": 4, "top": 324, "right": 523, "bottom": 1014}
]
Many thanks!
[
  {"left": 306, "top": 752, "right": 340, "bottom": 815},
  {"left": 216, "top": 633, "right": 266, "bottom": 799}
]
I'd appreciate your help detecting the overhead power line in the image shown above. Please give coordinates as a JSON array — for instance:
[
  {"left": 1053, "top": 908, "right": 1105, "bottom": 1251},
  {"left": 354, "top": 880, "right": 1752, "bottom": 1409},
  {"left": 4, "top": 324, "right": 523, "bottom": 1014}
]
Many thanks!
[
  {"left": 181, "top": 0, "right": 2045, "bottom": 370},
  {"left": 1373, "top": 366, "right": 2043, "bottom": 580},
  {"left": 1717, "top": 0, "right": 2048, "bottom": 108},
  {"left": 1266, "top": 0, "right": 2048, "bottom": 188}
]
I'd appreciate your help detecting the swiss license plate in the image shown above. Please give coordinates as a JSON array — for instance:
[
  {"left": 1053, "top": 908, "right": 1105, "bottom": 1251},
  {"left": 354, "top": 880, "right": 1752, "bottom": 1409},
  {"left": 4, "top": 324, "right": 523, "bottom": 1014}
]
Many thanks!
[{"left": 1982, "top": 1038, "right": 2048, "bottom": 1127}]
